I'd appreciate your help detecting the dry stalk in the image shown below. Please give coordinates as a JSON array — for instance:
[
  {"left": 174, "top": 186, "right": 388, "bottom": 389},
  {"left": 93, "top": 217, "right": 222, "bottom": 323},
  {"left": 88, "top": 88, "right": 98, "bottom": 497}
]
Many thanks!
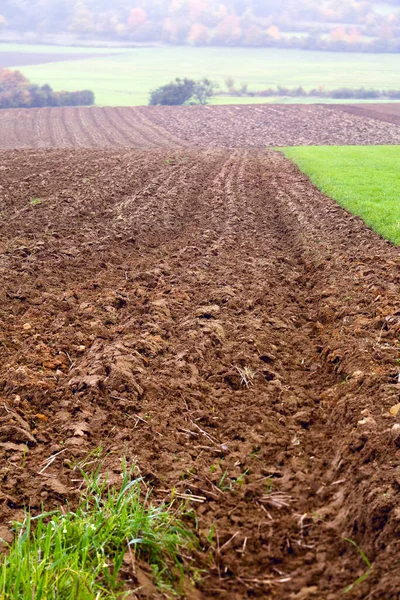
[
  {"left": 261, "top": 491, "right": 293, "bottom": 509},
  {"left": 235, "top": 365, "right": 256, "bottom": 388},
  {"left": 38, "top": 448, "right": 68, "bottom": 474}
]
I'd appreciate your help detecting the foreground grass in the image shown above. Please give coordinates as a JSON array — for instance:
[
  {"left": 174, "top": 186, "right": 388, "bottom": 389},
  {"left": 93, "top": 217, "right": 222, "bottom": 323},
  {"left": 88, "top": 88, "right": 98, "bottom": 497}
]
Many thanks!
[
  {"left": 0, "top": 464, "right": 195, "bottom": 599},
  {"left": 282, "top": 146, "right": 400, "bottom": 245}
]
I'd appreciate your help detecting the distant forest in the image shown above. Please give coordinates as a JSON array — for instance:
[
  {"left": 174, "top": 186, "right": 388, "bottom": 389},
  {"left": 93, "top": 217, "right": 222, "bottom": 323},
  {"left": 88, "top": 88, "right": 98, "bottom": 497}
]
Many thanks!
[{"left": 2, "top": 1, "right": 400, "bottom": 52}]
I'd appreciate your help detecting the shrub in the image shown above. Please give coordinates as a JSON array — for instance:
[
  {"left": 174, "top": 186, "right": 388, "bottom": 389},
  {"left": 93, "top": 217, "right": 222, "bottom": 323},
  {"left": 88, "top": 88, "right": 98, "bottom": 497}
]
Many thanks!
[{"left": 149, "top": 77, "right": 216, "bottom": 105}]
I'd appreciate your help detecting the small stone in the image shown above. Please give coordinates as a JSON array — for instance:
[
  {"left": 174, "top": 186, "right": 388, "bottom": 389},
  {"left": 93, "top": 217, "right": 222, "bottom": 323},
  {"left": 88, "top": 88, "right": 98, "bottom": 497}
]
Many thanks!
[
  {"left": 357, "top": 416, "right": 377, "bottom": 429},
  {"left": 391, "top": 423, "right": 400, "bottom": 447},
  {"left": 294, "top": 410, "right": 312, "bottom": 428},
  {"left": 34, "top": 413, "right": 48, "bottom": 421},
  {"left": 23, "top": 323, "right": 32, "bottom": 330},
  {"left": 393, "top": 468, "right": 400, "bottom": 489},
  {"left": 195, "top": 304, "right": 220, "bottom": 319},
  {"left": 352, "top": 370, "right": 364, "bottom": 379}
]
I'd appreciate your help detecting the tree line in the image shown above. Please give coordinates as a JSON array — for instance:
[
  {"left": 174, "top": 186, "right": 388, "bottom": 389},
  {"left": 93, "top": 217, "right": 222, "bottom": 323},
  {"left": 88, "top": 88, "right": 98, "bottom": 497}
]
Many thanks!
[
  {"left": 220, "top": 83, "right": 400, "bottom": 100},
  {"left": 2, "top": 0, "right": 400, "bottom": 52},
  {"left": 0, "top": 68, "right": 95, "bottom": 109},
  {"left": 149, "top": 78, "right": 400, "bottom": 106}
]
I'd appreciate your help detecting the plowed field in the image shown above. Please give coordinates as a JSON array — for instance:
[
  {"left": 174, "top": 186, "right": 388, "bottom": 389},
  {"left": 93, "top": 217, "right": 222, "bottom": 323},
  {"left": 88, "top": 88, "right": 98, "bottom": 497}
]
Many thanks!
[
  {"left": 2, "top": 104, "right": 400, "bottom": 148},
  {"left": 335, "top": 102, "right": 400, "bottom": 127},
  {"left": 1, "top": 146, "right": 399, "bottom": 599}
]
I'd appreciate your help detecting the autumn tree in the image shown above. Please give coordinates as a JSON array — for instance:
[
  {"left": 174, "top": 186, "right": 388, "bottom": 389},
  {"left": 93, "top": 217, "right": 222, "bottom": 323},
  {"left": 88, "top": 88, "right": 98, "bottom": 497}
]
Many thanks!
[
  {"left": 1, "top": 0, "right": 400, "bottom": 51},
  {"left": 128, "top": 8, "right": 147, "bottom": 28},
  {"left": 0, "top": 67, "right": 94, "bottom": 108}
]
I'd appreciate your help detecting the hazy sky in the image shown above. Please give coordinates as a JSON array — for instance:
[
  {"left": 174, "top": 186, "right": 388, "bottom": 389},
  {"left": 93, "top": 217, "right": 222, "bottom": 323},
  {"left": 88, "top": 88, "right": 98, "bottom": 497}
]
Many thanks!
[{"left": 1, "top": 1, "right": 399, "bottom": 50}]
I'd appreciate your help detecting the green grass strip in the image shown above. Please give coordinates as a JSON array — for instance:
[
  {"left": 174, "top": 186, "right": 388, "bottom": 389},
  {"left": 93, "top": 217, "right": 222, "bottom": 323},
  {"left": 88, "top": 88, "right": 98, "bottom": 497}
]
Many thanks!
[
  {"left": 0, "top": 463, "right": 195, "bottom": 599},
  {"left": 281, "top": 145, "right": 400, "bottom": 245}
]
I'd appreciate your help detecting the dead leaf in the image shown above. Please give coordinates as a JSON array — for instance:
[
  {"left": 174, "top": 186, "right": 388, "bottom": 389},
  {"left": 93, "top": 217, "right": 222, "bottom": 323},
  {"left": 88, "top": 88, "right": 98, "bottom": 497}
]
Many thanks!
[
  {"left": 34, "top": 413, "right": 48, "bottom": 421},
  {"left": 390, "top": 403, "right": 400, "bottom": 417}
]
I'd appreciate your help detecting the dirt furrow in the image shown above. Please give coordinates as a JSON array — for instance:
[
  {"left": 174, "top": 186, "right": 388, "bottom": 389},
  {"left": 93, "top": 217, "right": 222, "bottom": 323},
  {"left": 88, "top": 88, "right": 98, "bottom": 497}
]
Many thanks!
[
  {"left": 135, "top": 107, "right": 188, "bottom": 148},
  {"left": 333, "top": 103, "right": 400, "bottom": 126},
  {"left": 2, "top": 104, "right": 400, "bottom": 149},
  {"left": 102, "top": 107, "right": 144, "bottom": 148},
  {"left": 88, "top": 107, "right": 129, "bottom": 148},
  {"left": 260, "top": 152, "right": 400, "bottom": 599},
  {"left": 117, "top": 107, "right": 183, "bottom": 148},
  {"left": 0, "top": 149, "right": 398, "bottom": 600}
]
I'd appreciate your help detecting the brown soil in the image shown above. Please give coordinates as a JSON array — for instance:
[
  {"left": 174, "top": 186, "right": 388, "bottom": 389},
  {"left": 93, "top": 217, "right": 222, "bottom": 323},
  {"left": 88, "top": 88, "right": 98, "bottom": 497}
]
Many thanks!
[
  {"left": 0, "top": 52, "right": 103, "bottom": 68},
  {"left": 0, "top": 148, "right": 399, "bottom": 599},
  {"left": 333, "top": 102, "right": 400, "bottom": 127},
  {"left": 2, "top": 104, "right": 400, "bottom": 148}
]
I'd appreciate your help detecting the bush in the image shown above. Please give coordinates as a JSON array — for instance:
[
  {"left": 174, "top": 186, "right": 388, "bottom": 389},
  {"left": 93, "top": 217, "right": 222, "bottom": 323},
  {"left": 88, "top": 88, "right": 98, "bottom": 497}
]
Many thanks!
[{"left": 149, "top": 77, "right": 216, "bottom": 105}]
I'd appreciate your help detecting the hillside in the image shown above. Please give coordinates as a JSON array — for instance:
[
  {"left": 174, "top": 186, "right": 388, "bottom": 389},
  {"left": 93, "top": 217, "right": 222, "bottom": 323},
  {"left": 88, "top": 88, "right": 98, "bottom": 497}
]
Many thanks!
[{"left": 1, "top": 1, "right": 400, "bottom": 51}]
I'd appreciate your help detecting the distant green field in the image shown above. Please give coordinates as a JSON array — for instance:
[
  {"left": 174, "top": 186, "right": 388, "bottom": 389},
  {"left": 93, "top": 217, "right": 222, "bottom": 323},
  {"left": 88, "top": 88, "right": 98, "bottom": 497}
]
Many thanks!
[
  {"left": 282, "top": 146, "right": 400, "bottom": 245},
  {"left": 211, "top": 96, "right": 396, "bottom": 105},
  {"left": 5, "top": 44, "right": 400, "bottom": 106}
]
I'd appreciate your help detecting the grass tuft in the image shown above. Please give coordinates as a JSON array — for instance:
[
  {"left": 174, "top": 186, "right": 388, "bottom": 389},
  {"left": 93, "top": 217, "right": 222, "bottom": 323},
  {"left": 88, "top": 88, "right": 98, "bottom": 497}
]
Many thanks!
[
  {"left": 343, "top": 537, "right": 374, "bottom": 594},
  {"left": 0, "top": 462, "right": 195, "bottom": 599}
]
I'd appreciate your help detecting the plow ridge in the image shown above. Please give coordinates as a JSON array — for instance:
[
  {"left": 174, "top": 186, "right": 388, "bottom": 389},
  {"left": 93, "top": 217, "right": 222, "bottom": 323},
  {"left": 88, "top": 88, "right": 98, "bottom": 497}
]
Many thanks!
[{"left": 0, "top": 104, "right": 400, "bottom": 148}]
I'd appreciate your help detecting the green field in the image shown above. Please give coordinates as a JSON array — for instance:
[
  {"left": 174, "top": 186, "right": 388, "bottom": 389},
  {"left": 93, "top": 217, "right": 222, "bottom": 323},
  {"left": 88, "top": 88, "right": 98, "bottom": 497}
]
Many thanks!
[
  {"left": 211, "top": 96, "right": 396, "bottom": 105},
  {"left": 4, "top": 44, "right": 400, "bottom": 106},
  {"left": 282, "top": 146, "right": 400, "bottom": 245}
]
